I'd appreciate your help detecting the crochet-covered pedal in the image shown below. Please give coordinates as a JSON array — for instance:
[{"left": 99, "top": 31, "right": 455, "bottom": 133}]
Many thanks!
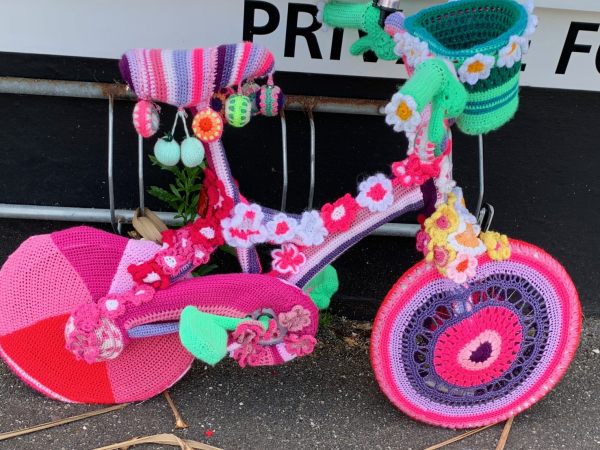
[
  {"left": 401, "top": 0, "right": 535, "bottom": 134},
  {"left": 0, "top": 226, "right": 317, "bottom": 403},
  {"left": 371, "top": 239, "right": 581, "bottom": 428}
]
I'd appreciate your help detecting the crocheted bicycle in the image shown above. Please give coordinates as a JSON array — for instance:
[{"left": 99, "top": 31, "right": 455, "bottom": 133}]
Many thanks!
[{"left": 0, "top": 0, "right": 581, "bottom": 430}]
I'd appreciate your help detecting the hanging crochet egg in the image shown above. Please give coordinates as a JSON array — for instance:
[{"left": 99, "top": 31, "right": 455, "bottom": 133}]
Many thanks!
[
  {"left": 242, "top": 81, "right": 261, "bottom": 115},
  {"left": 256, "top": 85, "right": 285, "bottom": 117},
  {"left": 180, "top": 137, "right": 205, "bottom": 168},
  {"left": 225, "top": 94, "right": 252, "bottom": 128},
  {"left": 154, "top": 135, "right": 180, "bottom": 167},
  {"left": 192, "top": 107, "right": 224, "bottom": 143},
  {"left": 132, "top": 100, "right": 160, "bottom": 138}
]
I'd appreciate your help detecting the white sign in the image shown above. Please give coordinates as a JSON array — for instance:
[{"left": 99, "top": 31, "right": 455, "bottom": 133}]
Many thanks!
[{"left": 0, "top": 0, "right": 599, "bottom": 92}]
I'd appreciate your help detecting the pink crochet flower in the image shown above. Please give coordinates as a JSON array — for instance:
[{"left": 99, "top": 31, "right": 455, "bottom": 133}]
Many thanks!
[
  {"left": 391, "top": 153, "right": 442, "bottom": 187},
  {"left": 221, "top": 203, "right": 268, "bottom": 248},
  {"left": 284, "top": 334, "right": 317, "bottom": 357},
  {"left": 161, "top": 229, "right": 178, "bottom": 249},
  {"left": 98, "top": 296, "right": 126, "bottom": 318},
  {"left": 127, "top": 285, "right": 155, "bottom": 306},
  {"left": 190, "top": 217, "right": 224, "bottom": 249},
  {"left": 271, "top": 244, "right": 307, "bottom": 275},
  {"left": 415, "top": 229, "right": 430, "bottom": 253},
  {"left": 231, "top": 321, "right": 266, "bottom": 368},
  {"left": 203, "top": 167, "right": 234, "bottom": 220},
  {"left": 321, "top": 194, "right": 359, "bottom": 233},
  {"left": 155, "top": 249, "right": 182, "bottom": 275},
  {"left": 72, "top": 303, "right": 101, "bottom": 333},
  {"left": 192, "top": 244, "right": 210, "bottom": 266},
  {"left": 446, "top": 253, "right": 478, "bottom": 284},
  {"left": 278, "top": 305, "right": 312, "bottom": 332},
  {"left": 266, "top": 213, "right": 298, "bottom": 244},
  {"left": 356, "top": 174, "right": 394, "bottom": 212},
  {"left": 128, "top": 261, "right": 170, "bottom": 289}
]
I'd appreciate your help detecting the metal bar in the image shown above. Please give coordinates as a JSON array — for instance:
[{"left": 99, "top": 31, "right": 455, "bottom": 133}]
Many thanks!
[
  {"left": 138, "top": 134, "right": 145, "bottom": 214},
  {"left": 476, "top": 134, "right": 484, "bottom": 218},
  {"left": 280, "top": 111, "right": 288, "bottom": 212},
  {"left": 307, "top": 109, "right": 316, "bottom": 210},
  {"left": 107, "top": 95, "right": 117, "bottom": 232},
  {"left": 0, "top": 76, "right": 385, "bottom": 116},
  {"left": 0, "top": 203, "right": 417, "bottom": 236}
]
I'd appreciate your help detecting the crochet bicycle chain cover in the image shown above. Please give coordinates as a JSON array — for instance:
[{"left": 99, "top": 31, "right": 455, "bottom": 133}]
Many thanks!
[{"left": 0, "top": 227, "right": 317, "bottom": 403}]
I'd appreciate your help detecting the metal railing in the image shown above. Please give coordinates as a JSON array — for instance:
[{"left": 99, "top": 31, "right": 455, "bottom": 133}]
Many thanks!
[{"left": 0, "top": 76, "right": 422, "bottom": 237}]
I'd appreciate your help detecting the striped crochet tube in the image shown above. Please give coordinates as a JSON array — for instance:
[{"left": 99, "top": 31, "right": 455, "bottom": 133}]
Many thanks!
[{"left": 119, "top": 43, "right": 275, "bottom": 108}]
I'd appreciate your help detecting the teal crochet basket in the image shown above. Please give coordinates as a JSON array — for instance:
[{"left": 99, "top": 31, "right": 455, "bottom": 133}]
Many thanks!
[{"left": 403, "top": 0, "right": 530, "bottom": 135}]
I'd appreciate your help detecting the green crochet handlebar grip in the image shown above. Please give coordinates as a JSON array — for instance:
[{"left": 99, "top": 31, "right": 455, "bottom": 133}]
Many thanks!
[
  {"left": 399, "top": 59, "right": 468, "bottom": 147},
  {"left": 322, "top": 1, "right": 397, "bottom": 60}
]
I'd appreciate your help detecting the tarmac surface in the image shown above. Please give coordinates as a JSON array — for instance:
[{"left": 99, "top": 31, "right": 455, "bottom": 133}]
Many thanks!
[{"left": 0, "top": 221, "right": 598, "bottom": 450}]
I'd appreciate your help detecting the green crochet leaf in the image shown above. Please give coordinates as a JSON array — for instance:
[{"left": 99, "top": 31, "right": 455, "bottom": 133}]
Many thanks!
[{"left": 304, "top": 265, "right": 339, "bottom": 310}]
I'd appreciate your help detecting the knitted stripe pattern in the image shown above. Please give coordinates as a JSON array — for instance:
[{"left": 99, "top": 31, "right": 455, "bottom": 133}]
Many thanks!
[
  {"left": 371, "top": 239, "right": 581, "bottom": 428},
  {"left": 119, "top": 43, "right": 275, "bottom": 108},
  {"left": 398, "top": 0, "right": 531, "bottom": 135}
]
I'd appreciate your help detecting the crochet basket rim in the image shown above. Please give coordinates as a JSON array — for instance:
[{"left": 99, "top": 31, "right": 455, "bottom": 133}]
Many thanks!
[{"left": 404, "top": 0, "right": 528, "bottom": 61}]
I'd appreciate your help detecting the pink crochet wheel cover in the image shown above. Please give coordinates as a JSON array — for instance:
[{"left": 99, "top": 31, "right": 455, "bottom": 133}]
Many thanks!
[
  {"left": 370, "top": 239, "right": 581, "bottom": 428},
  {"left": 0, "top": 226, "right": 316, "bottom": 404}
]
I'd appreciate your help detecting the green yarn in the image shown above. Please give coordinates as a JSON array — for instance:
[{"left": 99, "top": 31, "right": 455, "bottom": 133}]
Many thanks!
[
  {"left": 304, "top": 265, "right": 339, "bottom": 310},
  {"left": 225, "top": 94, "right": 252, "bottom": 128},
  {"left": 400, "top": 58, "right": 467, "bottom": 146},
  {"left": 457, "top": 72, "right": 520, "bottom": 135},
  {"left": 323, "top": 2, "right": 396, "bottom": 60},
  {"left": 179, "top": 306, "right": 269, "bottom": 365}
]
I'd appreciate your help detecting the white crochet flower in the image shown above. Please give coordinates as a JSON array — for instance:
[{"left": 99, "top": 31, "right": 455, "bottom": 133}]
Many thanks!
[
  {"left": 296, "top": 211, "right": 328, "bottom": 246},
  {"left": 393, "top": 32, "right": 407, "bottom": 58},
  {"left": 518, "top": 0, "right": 534, "bottom": 14},
  {"left": 316, "top": 0, "right": 329, "bottom": 32},
  {"left": 356, "top": 173, "right": 394, "bottom": 213},
  {"left": 435, "top": 155, "right": 456, "bottom": 195},
  {"left": 401, "top": 34, "right": 430, "bottom": 67},
  {"left": 384, "top": 93, "right": 421, "bottom": 133},
  {"left": 266, "top": 213, "right": 298, "bottom": 244},
  {"left": 497, "top": 36, "right": 526, "bottom": 68},
  {"left": 221, "top": 203, "right": 267, "bottom": 248},
  {"left": 524, "top": 12, "right": 538, "bottom": 37},
  {"left": 458, "top": 53, "right": 495, "bottom": 85}
]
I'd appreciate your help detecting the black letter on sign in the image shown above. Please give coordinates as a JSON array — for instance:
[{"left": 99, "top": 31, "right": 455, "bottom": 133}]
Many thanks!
[
  {"left": 284, "top": 3, "right": 323, "bottom": 59},
  {"left": 330, "top": 28, "right": 344, "bottom": 61},
  {"left": 556, "top": 22, "right": 600, "bottom": 74},
  {"left": 243, "top": 1, "right": 280, "bottom": 42}
]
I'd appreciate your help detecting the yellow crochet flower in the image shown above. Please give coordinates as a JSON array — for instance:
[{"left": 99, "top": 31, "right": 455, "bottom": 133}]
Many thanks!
[
  {"left": 425, "top": 241, "right": 457, "bottom": 272},
  {"left": 480, "top": 231, "right": 511, "bottom": 260},
  {"left": 424, "top": 202, "right": 459, "bottom": 243}
]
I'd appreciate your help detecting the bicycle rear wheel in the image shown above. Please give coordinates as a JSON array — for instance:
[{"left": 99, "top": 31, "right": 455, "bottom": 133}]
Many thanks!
[{"left": 371, "top": 239, "right": 581, "bottom": 428}]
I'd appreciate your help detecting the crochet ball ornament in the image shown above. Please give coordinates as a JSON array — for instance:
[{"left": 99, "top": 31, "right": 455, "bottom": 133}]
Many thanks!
[
  {"left": 154, "top": 135, "right": 180, "bottom": 166},
  {"left": 192, "top": 108, "right": 224, "bottom": 143},
  {"left": 241, "top": 81, "right": 261, "bottom": 115},
  {"left": 132, "top": 100, "right": 160, "bottom": 138},
  {"left": 225, "top": 94, "right": 252, "bottom": 128},
  {"left": 210, "top": 87, "right": 234, "bottom": 123},
  {"left": 180, "top": 137, "right": 205, "bottom": 168},
  {"left": 371, "top": 239, "right": 581, "bottom": 428},
  {"left": 256, "top": 85, "right": 284, "bottom": 117}
]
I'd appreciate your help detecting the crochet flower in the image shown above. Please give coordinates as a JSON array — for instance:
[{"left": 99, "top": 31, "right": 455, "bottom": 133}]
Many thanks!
[
  {"left": 424, "top": 202, "right": 460, "bottom": 243},
  {"left": 190, "top": 217, "right": 224, "bottom": 249},
  {"left": 155, "top": 249, "right": 181, "bottom": 275},
  {"left": 221, "top": 203, "right": 268, "bottom": 248},
  {"left": 271, "top": 244, "right": 307, "bottom": 275},
  {"left": 480, "top": 231, "right": 511, "bottom": 260},
  {"left": 426, "top": 243, "right": 457, "bottom": 270},
  {"left": 458, "top": 53, "right": 495, "bottom": 85},
  {"left": 497, "top": 36, "right": 526, "bottom": 68},
  {"left": 356, "top": 174, "right": 394, "bottom": 213},
  {"left": 391, "top": 154, "right": 442, "bottom": 187},
  {"left": 266, "top": 213, "right": 298, "bottom": 244},
  {"left": 98, "top": 296, "right": 126, "bottom": 319},
  {"left": 161, "top": 229, "right": 178, "bottom": 249},
  {"left": 72, "top": 303, "right": 101, "bottom": 333},
  {"left": 127, "top": 285, "right": 155, "bottom": 306},
  {"left": 192, "top": 244, "right": 210, "bottom": 266},
  {"left": 316, "top": 0, "right": 329, "bottom": 31},
  {"left": 448, "top": 222, "right": 487, "bottom": 257},
  {"left": 128, "top": 261, "right": 170, "bottom": 289},
  {"left": 415, "top": 229, "right": 430, "bottom": 254},
  {"left": 296, "top": 211, "right": 328, "bottom": 246},
  {"left": 446, "top": 253, "right": 478, "bottom": 284},
  {"left": 435, "top": 155, "right": 456, "bottom": 195},
  {"left": 321, "top": 194, "right": 359, "bottom": 233},
  {"left": 192, "top": 107, "right": 223, "bottom": 143},
  {"left": 451, "top": 188, "right": 478, "bottom": 225},
  {"left": 202, "top": 168, "right": 234, "bottom": 220},
  {"left": 384, "top": 93, "right": 421, "bottom": 133},
  {"left": 393, "top": 32, "right": 407, "bottom": 58},
  {"left": 278, "top": 305, "right": 312, "bottom": 332},
  {"left": 284, "top": 334, "right": 317, "bottom": 357},
  {"left": 400, "top": 34, "right": 430, "bottom": 67},
  {"left": 519, "top": 0, "right": 538, "bottom": 37},
  {"left": 230, "top": 321, "right": 266, "bottom": 368}
]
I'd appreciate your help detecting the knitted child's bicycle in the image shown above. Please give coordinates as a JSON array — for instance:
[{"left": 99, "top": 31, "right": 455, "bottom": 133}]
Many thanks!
[{"left": 0, "top": 1, "right": 581, "bottom": 429}]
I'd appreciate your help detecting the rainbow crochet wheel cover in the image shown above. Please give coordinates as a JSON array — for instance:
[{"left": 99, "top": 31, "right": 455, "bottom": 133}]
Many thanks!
[{"left": 371, "top": 240, "right": 581, "bottom": 428}]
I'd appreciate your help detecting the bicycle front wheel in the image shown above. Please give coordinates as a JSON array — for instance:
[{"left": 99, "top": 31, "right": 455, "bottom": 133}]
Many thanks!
[{"left": 371, "top": 239, "right": 581, "bottom": 428}]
